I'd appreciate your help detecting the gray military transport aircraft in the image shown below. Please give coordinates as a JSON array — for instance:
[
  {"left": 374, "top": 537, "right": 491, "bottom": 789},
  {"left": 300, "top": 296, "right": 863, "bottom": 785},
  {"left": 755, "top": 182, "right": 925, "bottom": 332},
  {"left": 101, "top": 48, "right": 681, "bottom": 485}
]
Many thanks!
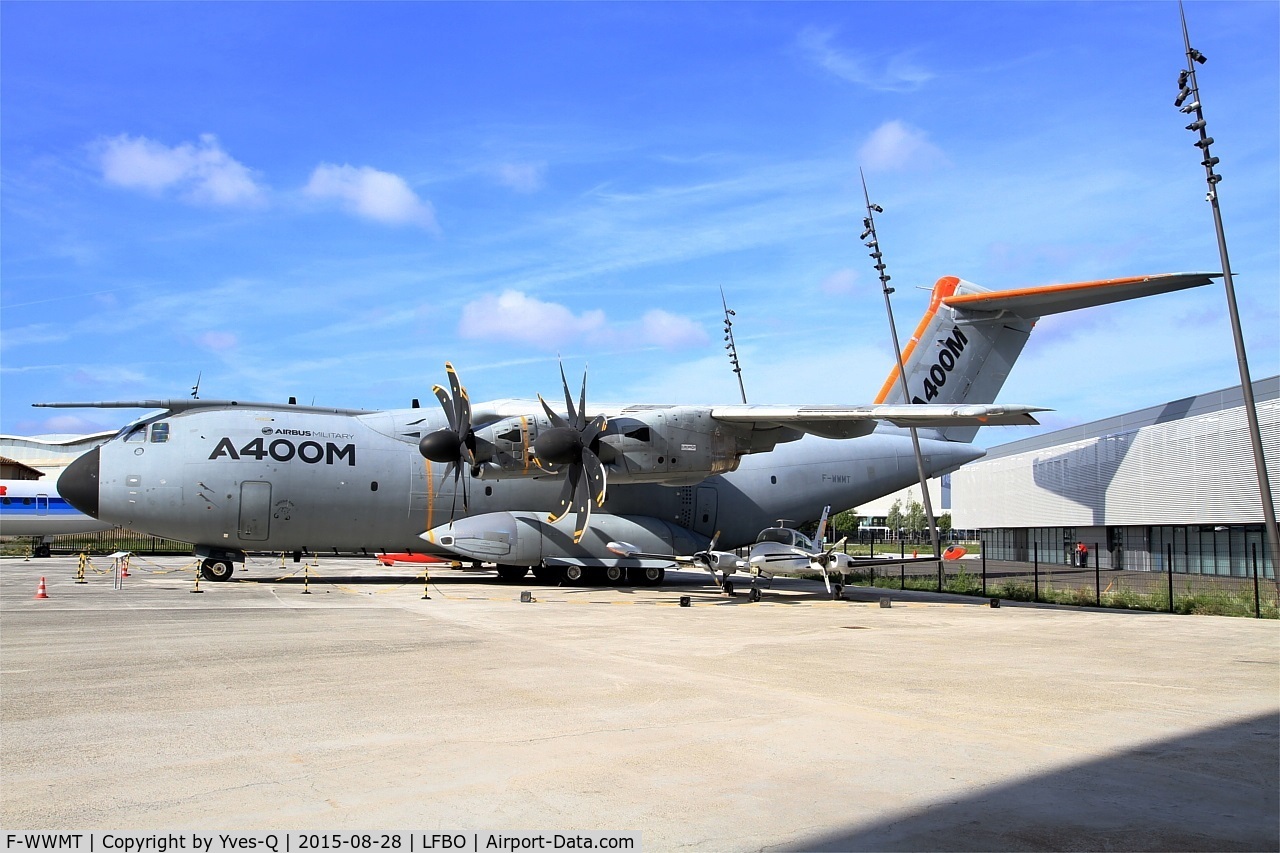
[{"left": 42, "top": 272, "right": 1214, "bottom": 584}]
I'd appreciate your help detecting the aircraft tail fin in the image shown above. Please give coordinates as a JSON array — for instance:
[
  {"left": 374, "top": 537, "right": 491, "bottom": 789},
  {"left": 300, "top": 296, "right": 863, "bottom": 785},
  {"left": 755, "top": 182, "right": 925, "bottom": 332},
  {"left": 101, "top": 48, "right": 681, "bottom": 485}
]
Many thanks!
[
  {"left": 874, "top": 272, "right": 1217, "bottom": 442},
  {"left": 814, "top": 505, "right": 831, "bottom": 550}
]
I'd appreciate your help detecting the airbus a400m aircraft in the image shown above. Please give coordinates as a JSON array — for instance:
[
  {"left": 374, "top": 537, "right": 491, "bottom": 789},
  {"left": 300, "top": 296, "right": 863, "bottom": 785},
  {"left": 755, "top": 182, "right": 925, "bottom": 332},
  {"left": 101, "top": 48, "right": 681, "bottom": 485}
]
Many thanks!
[{"left": 43, "top": 272, "right": 1213, "bottom": 584}]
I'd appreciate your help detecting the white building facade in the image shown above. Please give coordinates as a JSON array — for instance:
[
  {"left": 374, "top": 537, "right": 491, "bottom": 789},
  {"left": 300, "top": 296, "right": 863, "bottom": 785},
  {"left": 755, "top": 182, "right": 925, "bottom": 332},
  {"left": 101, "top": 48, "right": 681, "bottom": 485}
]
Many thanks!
[{"left": 952, "top": 377, "right": 1278, "bottom": 578}]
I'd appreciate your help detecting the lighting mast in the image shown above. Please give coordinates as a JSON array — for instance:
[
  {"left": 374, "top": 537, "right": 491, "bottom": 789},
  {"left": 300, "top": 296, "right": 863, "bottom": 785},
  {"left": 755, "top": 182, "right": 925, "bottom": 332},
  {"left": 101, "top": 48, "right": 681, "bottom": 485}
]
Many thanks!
[
  {"left": 860, "top": 170, "right": 941, "bottom": 563},
  {"left": 1174, "top": 4, "right": 1279, "bottom": 572}
]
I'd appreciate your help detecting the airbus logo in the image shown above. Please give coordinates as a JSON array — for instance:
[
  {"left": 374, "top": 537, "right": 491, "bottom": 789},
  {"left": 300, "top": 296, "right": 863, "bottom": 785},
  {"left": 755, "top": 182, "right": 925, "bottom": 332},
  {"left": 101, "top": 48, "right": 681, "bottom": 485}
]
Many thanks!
[{"left": 911, "top": 327, "right": 969, "bottom": 404}]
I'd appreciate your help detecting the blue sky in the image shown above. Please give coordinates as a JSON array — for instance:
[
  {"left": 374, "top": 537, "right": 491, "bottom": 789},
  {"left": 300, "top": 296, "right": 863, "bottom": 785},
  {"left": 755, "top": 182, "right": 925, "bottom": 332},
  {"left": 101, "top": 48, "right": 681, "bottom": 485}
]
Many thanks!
[{"left": 3, "top": 1, "right": 1277, "bottom": 447}]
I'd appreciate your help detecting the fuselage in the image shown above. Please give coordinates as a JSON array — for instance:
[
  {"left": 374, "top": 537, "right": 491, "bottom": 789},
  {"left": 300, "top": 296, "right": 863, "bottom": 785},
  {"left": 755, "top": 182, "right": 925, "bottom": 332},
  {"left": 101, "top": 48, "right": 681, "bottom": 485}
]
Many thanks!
[
  {"left": 0, "top": 478, "right": 115, "bottom": 537},
  {"left": 58, "top": 401, "right": 984, "bottom": 555}
]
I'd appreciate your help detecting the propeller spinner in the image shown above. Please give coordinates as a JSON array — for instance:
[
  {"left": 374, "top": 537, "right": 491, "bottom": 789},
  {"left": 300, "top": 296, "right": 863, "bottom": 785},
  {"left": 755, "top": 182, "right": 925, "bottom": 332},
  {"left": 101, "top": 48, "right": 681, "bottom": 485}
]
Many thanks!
[{"left": 534, "top": 363, "right": 608, "bottom": 543}]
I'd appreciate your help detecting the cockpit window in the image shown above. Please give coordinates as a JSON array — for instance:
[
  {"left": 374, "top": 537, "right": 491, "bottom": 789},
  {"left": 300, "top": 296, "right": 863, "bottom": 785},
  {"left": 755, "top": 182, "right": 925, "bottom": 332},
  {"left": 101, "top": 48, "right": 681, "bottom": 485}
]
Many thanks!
[
  {"left": 124, "top": 426, "right": 147, "bottom": 442},
  {"left": 756, "top": 528, "right": 796, "bottom": 546},
  {"left": 150, "top": 422, "right": 170, "bottom": 443}
]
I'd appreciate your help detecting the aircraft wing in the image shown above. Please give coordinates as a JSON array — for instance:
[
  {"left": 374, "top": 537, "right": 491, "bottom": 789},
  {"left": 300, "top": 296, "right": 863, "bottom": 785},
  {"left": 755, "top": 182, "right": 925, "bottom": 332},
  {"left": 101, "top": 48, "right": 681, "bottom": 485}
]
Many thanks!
[
  {"left": 708, "top": 403, "right": 1046, "bottom": 439},
  {"left": 943, "top": 272, "right": 1218, "bottom": 320}
]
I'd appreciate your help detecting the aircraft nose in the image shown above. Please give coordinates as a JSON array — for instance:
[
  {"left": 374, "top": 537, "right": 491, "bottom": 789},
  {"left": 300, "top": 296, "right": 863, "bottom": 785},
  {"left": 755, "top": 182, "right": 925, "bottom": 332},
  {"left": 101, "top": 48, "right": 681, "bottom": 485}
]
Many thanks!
[{"left": 59, "top": 446, "right": 101, "bottom": 518}]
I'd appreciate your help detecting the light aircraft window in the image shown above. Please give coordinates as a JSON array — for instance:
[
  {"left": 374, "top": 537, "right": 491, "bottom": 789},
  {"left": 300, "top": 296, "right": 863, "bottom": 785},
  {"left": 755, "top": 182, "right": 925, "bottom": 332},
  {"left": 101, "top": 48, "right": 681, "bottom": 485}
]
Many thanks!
[
  {"left": 150, "top": 423, "right": 170, "bottom": 443},
  {"left": 757, "top": 528, "right": 792, "bottom": 545},
  {"left": 124, "top": 426, "right": 146, "bottom": 442}
]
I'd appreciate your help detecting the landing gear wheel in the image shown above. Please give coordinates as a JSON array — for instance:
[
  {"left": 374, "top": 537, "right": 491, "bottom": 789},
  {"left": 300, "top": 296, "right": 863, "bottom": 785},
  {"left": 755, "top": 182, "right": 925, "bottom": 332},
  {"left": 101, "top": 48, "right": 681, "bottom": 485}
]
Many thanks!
[
  {"left": 629, "top": 565, "right": 665, "bottom": 586},
  {"left": 723, "top": 579, "right": 735, "bottom": 596},
  {"left": 33, "top": 543, "right": 51, "bottom": 559},
  {"left": 749, "top": 587, "right": 762, "bottom": 603},
  {"left": 603, "top": 565, "right": 626, "bottom": 585},
  {"left": 201, "top": 559, "right": 235, "bottom": 581},
  {"left": 532, "top": 565, "right": 559, "bottom": 585},
  {"left": 496, "top": 565, "right": 528, "bottom": 582},
  {"left": 561, "top": 565, "right": 585, "bottom": 585}
]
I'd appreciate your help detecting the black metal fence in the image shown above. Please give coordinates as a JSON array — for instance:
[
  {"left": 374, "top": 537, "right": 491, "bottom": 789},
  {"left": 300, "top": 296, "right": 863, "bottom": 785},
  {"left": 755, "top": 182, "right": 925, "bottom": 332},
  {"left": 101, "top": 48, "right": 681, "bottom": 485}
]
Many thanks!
[{"left": 3, "top": 528, "right": 192, "bottom": 557}]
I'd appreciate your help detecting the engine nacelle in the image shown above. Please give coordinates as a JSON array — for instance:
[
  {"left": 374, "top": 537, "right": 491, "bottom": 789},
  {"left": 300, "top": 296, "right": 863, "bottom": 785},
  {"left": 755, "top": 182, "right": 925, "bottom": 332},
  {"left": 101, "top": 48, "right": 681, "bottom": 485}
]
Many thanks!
[{"left": 464, "top": 406, "right": 749, "bottom": 485}]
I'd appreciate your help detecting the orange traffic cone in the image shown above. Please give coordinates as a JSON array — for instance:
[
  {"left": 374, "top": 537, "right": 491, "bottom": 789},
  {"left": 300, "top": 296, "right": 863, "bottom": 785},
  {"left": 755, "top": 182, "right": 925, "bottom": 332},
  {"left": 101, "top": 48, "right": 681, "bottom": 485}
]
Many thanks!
[
  {"left": 34, "top": 577, "right": 49, "bottom": 599},
  {"left": 119, "top": 557, "right": 130, "bottom": 578}
]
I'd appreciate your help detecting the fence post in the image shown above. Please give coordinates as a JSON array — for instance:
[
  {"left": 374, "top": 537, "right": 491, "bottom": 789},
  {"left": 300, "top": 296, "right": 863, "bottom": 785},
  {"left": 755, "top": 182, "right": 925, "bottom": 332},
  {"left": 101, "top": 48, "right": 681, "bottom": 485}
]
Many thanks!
[
  {"left": 981, "top": 538, "right": 987, "bottom": 597},
  {"left": 1034, "top": 542, "right": 1039, "bottom": 603},
  {"left": 900, "top": 560, "right": 905, "bottom": 591},
  {"left": 1253, "top": 542, "right": 1261, "bottom": 619},
  {"left": 1167, "top": 542, "right": 1174, "bottom": 614},
  {"left": 1094, "top": 546, "right": 1101, "bottom": 607}
]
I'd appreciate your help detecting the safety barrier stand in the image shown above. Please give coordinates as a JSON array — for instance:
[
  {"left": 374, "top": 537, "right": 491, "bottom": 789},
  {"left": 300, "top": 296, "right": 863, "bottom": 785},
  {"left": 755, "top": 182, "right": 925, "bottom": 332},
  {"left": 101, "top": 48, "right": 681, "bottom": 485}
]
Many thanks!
[
  {"left": 421, "top": 567, "right": 431, "bottom": 600},
  {"left": 75, "top": 553, "right": 88, "bottom": 584},
  {"left": 302, "top": 561, "right": 312, "bottom": 594}
]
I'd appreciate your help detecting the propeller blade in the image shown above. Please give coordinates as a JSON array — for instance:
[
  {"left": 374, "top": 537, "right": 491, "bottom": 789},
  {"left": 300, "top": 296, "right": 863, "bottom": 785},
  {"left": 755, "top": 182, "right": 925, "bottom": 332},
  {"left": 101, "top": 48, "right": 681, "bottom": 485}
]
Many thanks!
[
  {"left": 445, "top": 362, "right": 467, "bottom": 431},
  {"left": 559, "top": 362, "right": 577, "bottom": 427},
  {"left": 432, "top": 385, "right": 456, "bottom": 432},
  {"left": 571, "top": 466, "right": 593, "bottom": 544},
  {"left": 580, "top": 413, "right": 607, "bottom": 449},
  {"left": 538, "top": 394, "right": 571, "bottom": 431},
  {"left": 577, "top": 367, "right": 588, "bottom": 433},
  {"left": 546, "top": 463, "right": 580, "bottom": 525},
  {"left": 581, "top": 447, "right": 608, "bottom": 507}
]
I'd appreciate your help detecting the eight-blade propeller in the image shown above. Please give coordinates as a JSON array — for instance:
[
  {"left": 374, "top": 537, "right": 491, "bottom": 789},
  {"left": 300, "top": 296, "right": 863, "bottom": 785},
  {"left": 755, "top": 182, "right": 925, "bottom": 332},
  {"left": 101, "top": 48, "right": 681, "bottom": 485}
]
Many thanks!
[
  {"left": 418, "top": 362, "right": 476, "bottom": 522},
  {"left": 534, "top": 363, "right": 608, "bottom": 543}
]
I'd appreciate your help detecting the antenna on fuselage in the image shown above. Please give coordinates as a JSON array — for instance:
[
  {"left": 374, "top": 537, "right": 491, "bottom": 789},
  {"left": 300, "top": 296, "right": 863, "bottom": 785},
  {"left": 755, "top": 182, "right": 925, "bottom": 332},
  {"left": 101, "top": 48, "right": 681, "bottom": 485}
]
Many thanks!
[
  {"left": 859, "top": 169, "right": 941, "bottom": 564},
  {"left": 721, "top": 286, "right": 748, "bottom": 404},
  {"left": 190, "top": 372, "right": 202, "bottom": 400}
]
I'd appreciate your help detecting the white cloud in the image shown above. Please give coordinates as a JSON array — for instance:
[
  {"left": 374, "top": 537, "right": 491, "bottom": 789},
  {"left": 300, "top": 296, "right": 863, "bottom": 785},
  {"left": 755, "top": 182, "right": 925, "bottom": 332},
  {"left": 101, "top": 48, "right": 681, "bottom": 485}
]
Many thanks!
[
  {"left": 637, "top": 309, "right": 708, "bottom": 349},
  {"left": 858, "top": 120, "right": 949, "bottom": 173},
  {"left": 496, "top": 162, "right": 546, "bottom": 193},
  {"left": 820, "top": 268, "right": 859, "bottom": 296},
  {"left": 98, "top": 133, "right": 265, "bottom": 206},
  {"left": 797, "top": 27, "right": 932, "bottom": 92},
  {"left": 197, "top": 331, "right": 239, "bottom": 352},
  {"left": 459, "top": 290, "right": 606, "bottom": 349},
  {"left": 304, "top": 163, "right": 438, "bottom": 230}
]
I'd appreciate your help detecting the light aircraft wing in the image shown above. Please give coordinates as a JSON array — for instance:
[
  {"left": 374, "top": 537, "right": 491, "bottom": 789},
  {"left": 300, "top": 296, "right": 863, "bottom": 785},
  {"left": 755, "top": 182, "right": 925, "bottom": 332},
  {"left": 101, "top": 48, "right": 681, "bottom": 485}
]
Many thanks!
[{"left": 708, "top": 403, "right": 1046, "bottom": 439}]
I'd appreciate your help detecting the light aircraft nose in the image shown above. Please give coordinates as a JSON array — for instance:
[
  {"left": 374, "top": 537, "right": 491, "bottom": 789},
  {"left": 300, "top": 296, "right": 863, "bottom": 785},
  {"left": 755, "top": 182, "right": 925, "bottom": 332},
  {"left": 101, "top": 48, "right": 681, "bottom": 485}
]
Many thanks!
[{"left": 59, "top": 446, "right": 101, "bottom": 518}]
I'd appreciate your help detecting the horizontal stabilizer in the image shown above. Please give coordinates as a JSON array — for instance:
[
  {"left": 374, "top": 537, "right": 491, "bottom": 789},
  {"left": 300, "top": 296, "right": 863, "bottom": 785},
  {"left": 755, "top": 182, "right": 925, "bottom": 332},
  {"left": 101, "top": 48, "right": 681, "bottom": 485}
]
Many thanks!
[{"left": 943, "top": 272, "right": 1219, "bottom": 321}]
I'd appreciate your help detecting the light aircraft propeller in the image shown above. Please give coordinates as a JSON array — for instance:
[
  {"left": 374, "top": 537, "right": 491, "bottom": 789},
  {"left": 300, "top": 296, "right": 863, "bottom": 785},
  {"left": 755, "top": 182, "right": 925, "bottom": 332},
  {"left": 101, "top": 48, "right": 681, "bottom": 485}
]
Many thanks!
[
  {"left": 607, "top": 531, "right": 744, "bottom": 590},
  {"left": 534, "top": 363, "right": 608, "bottom": 544},
  {"left": 418, "top": 362, "right": 476, "bottom": 521}
]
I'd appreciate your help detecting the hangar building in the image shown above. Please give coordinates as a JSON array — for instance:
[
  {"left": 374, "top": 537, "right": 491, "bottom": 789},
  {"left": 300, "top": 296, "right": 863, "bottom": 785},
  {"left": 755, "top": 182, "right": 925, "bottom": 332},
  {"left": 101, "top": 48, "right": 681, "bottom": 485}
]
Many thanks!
[{"left": 952, "top": 376, "right": 1278, "bottom": 579}]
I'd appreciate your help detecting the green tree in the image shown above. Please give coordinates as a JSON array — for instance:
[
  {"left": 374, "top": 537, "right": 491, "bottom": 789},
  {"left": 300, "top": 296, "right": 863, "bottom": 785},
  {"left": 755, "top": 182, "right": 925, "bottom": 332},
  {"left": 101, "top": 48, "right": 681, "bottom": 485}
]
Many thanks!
[
  {"left": 830, "top": 508, "right": 860, "bottom": 537},
  {"left": 938, "top": 512, "right": 953, "bottom": 533},
  {"left": 886, "top": 498, "right": 904, "bottom": 536},
  {"left": 905, "top": 498, "right": 926, "bottom": 538}
]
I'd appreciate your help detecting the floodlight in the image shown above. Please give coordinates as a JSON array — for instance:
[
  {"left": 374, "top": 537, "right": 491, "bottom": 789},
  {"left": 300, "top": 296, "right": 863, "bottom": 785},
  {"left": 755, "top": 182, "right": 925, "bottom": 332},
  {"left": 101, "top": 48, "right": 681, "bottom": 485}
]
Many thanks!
[
  {"left": 859, "top": 228, "right": 873, "bottom": 240},
  {"left": 1179, "top": 101, "right": 1200, "bottom": 114},
  {"left": 1174, "top": 88, "right": 1192, "bottom": 107},
  {"left": 1207, "top": 173, "right": 1222, "bottom": 184},
  {"left": 865, "top": 240, "right": 877, "bottom": 249},
  {"left": 1201, "top": 156, "right": 1220, "bottom": 167},
  {"left": 1194, "top": 137, "right": 1214, "bottom": 149},
  {"left": 1185, "top": 119, "right": 1206, "bottom": 131},
  {"left": 870, "top": 251, "right": 882, "bottom": 259},
  {"left": 726, "top": 308, "right": 735, "bottom": 316},
  {"left": 874, "top": 263, "right": 886, "bottom": 272},
  {"left": 1177, "top": 70, "right": 1189, "bottom": 88},
  {"left": 1190, "top": 48, "right": 1206, "bottom": 64},
  {"left": 869, "top": 203, "right": 883, "bottom": 213}
]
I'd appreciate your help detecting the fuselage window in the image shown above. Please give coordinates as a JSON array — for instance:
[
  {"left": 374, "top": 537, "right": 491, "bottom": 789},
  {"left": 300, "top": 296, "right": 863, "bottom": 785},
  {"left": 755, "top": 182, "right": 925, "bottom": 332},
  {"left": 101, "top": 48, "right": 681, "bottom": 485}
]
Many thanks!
[
  {"left": 150, "top": 423, "right": 170, "bottom": 443},
  {"left": 124, "top": 426, "right": 146, "bottom": 442}
]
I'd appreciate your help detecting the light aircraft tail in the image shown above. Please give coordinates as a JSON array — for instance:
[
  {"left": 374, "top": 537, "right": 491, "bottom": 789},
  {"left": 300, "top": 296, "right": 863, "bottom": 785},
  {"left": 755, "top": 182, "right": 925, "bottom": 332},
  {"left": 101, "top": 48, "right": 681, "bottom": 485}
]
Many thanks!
[{"left": 874, "top": 272, "right": 1217, "bottom": 442}]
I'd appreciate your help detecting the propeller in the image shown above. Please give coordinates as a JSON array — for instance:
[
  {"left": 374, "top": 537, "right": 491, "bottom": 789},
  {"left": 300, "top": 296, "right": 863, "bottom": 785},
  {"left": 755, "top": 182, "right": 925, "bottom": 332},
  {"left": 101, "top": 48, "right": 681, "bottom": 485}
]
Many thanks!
[
  {"left": 534, "top": 363, "right": 608, "bottom": 543},
  {"left": 418, "top": 362, "right": 475, "bottom": 522},
  {"left": 607, "top": 531, "right": 744, "bottom": 590}
]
